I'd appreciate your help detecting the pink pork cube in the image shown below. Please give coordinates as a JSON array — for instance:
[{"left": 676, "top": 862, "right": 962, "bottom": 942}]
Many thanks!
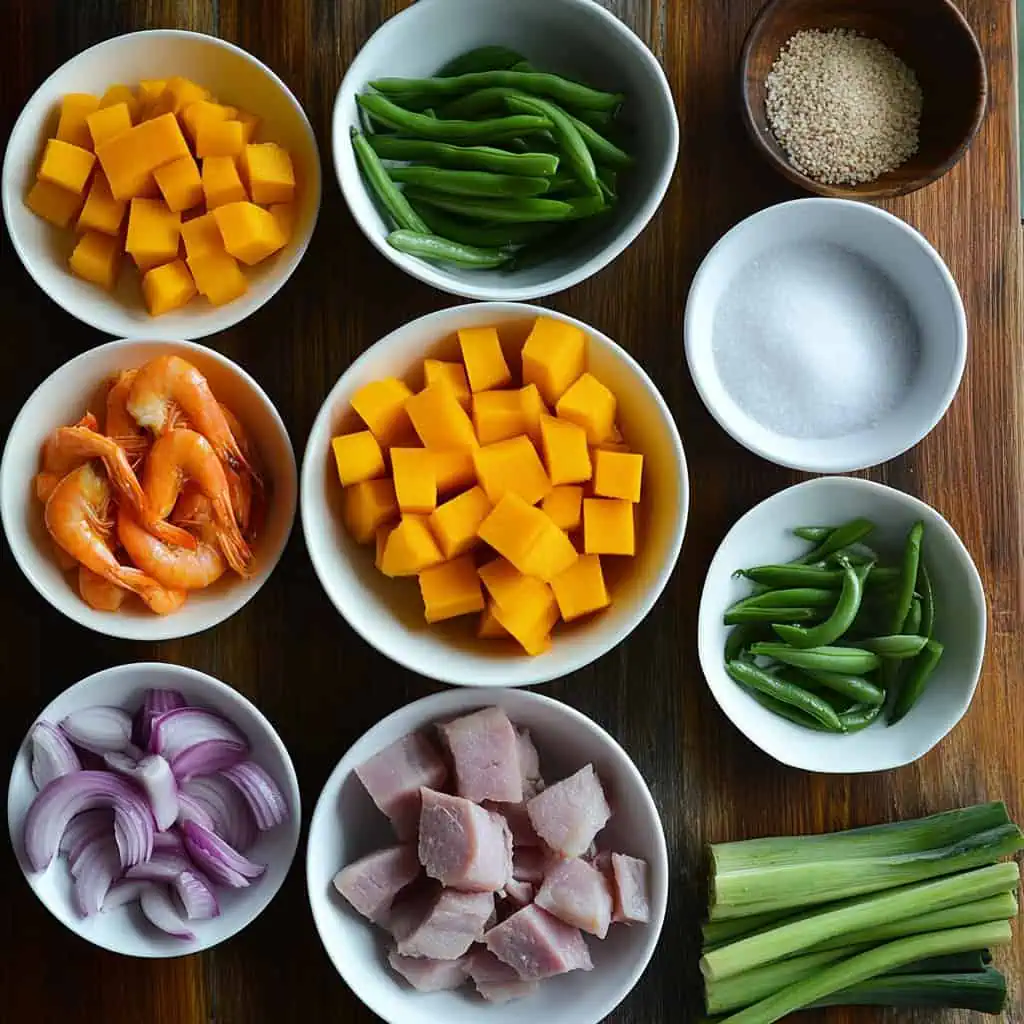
[
  {"left": 355, "top": 732, "right": 448, "bottom": 840},
  {"left": 418, "top": 787, "right": 512, "bottom": 892},
  {"left": 526, "top": 764, "right": 611, "bottom": 858},
  {"left": 535, "top": 857, "right": 613, "bottom": 938},
  {"left": 502, "top": 879, "right": 535, "bottom": 908},
  {"left": 387, "top": 950, "right": 470, "bottom": 991},
  {"left": 485, "top": 903, "right": 593, "bottom": 980},
  {"left": 438, "top": 707, "right": 523, "bottom": 803},
  {"left": 396, "top": 888, "right": 495, "bottom": 960},
  {"left": 611, "top": 852, "right": 651, "bottom": 924},
  {"left": 466, "top": 948, "right": 539, "bottom": 1003},
  {"left": 332, "top": 844, "right": 420, "bottom": 921}
]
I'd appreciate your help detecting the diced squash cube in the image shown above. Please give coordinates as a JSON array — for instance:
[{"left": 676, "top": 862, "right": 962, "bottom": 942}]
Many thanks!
[
  {"left": 551, "top": 554, "right": 610, "bottom": 621},
  {"left": 235, "top": 109, "right": 261, "bottom": 144},
  {"left": 77, "top": 171, "right": 126, "bottom": 235},
  {"left": 418, "top": 554, "right": 485, "bottom": 623},
  {"left": 37, "top": 138, "right": 95, "bottom": 195},
  {"left": 188, "top": 250, "right": 248, "bottom": 306},
  {"left": 519, "top": 383, "right": 545, "bottom": 444},
  {"left": 518, "top": 515, "right": 578, "bottom": 583},
  {"left": 472, "top": 435, "right": 551, "bottom": 506},
  {"left": 539, "top": 413, "right": 591, "bottom": 486},
  {"left": 137, "top": 80, "right": 167, "bottom": 104},
  {"left": 212, "top": 201, "right": 286, "bottom": 264},
  {"left": 69, "top": 230, "right": 120, "bottom": 290},
  {"left": 141, "top": 259, "right": 196, "bottom": 316},
  {"left": 96, "top": 113, "right": 191, "bottom": 200},
  {"left": 56, "top": 94, "right": 100, "bottom": 150},
  {"left": 379, "top": 515, "right": 444, "bottom": 577},
  {"left": 541, "top": 485, "right": 584, "bottom": 532},
  {"left": 391, "top": 447, "right": 437, "bottom": 515},
  {"left": 458, "top": 326, "right": 511, "bottom": 392},
  {"left": 202, "top": 156, "right": 248, "bottom": 209},
  {"left": 125, "top": 197, "right": 181, "bottom": 270},
  {"left": 478, "top": 557, "right": 533, "bottom": 608},
  {"left": 163, "top": 76, "right": 210, "bottom": 113},
  {"left": 331, "top": 430, "right": 385, "bottom": 486},
  {"left": 241, "top": 143, "right": 296, "bottom": 204},
  {"left": 269, "top": 203, "right": 295, "bottom": 241},
  {"left": 86, "top": 102, "right": 132, "bottom": 148},
  {"left": 478, "top": 603, "right": 510, "bottom": 639},
  {"left": 477, "top": 492, "right": 549, "bottom": 575},
  {"left": 556, "top": 372, "right": 617, "bottom": 444},
  {"left": 343, "top": 478, "right": 398, "bottom": 543},
  {"left": 352, "top": 378, "right": 413, "bottom": 445},
  {"left": 374, "top": 524, "right": 393, "bottom": 570},
  {"left": 428, "top": 486, "right": 491, "bottom": 559},
  {"left": 432, "top": 449, "right": 477, "bottom": 495},
  {"left": 424, "top": 359, "right": 470, "bottom": 409},
  {"left": 180, "top": 211, "right": 224, "bottom": 261},
  {"left": 583, "top": 498, "right": 635, "bottom": 556},
  {"left": 489, "top": 577, "right": 559, "bottom": 656},
  {"left": 472, "top": 390, "right": 527, "bottom": 445},
  {"left": 593, "top": 449, "right": 643, "bottom": 502},
  {"left": 25, "top": 180, "right": 83, "bottom": 228},
  {"left": 181, "top": 100, "right": 237, "bottom": 144},
  {"left": 593, "top": 439, "right": 632, "bottom": 454},
  {"left": 405, "top": 385, "right": 478, "bottom": 451},
  {"left": 153, "top": 155, "right": 204, "bottom": 213},
  {"left": 522, "top": 316, "right": 586, "bottom": 405},
  {"left": 197, "top": 118, "right": 245, "bottom": 158},
  {"left": 99, "top": 85, "right": 141, "bottom": 121}
]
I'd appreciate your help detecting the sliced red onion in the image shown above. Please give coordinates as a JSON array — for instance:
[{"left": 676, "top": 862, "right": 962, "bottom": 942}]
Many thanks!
[
  {"left": 181, "top": 820, "right": 265, "bottom": 888},
  {"left": 174, "top": 869, "right": 220, "bottom": 920},
  {"left": 181, "top": 775, "right": 257, "bottom": 851},
  {"left": 139, "top": 883, "right": 195, "bottom": 941},
  {"left": 104, "top": 752, "right": 179, "bottom": 831},
  {"left": 169, "top": 739, "right": 247, "bottom": 782},
  {"left": 103, "top": 878, "right": 149, "bottom": 911},
  {"left": 60, "top": 809, "right": 112, "bottom": 858},
  {"left": 126, "top": 847, "right": 192, "bottom": 883},
  {"left": 152, "top": 830, "right": 185, "bottom": 854},
  {"left": 135, "top": 688, "right": 188, "bottom": 748},
  {"left": 71, "top": 836, "right": 121, "bottom": 916},
  {"left": 23, "top": 771, "right": 153, "bottom": 872},
  {"left": 30, "top": 722, "right": 81, "bottom": 790},
  {"left": 60, "top": 707, "right": 134, "bottom": 755},
  {"left": 221, "top": 761, "right": 289, "bottom": 831},
  {"left": 176, "top": 792, "right": 216, "bottom": 833},
  {"left": 150, "top": 707, "right": 247, "bottom": 761}
]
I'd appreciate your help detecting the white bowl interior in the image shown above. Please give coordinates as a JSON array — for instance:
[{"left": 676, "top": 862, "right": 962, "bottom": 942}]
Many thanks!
[
  {"left": 333, "top": 0, "right": 678, "bottom": 300},
  {"left": 0, "top": 338, "right": 297, "bottom": 640},
  {"left": 2, "top": 30, "right": 321, "bottom": 340},
  {"left": 300, "top": 302, "right": 687, "bottom": 686},
  {"left": 306, "top": 687, "right": 667, "bottom": 1024},
  {"left": 697, "top": 477, "right": 986, "bottom": 772},
  {"left": 7, "top": 662, "right": 301, "bottom": 958},
  {"left": 685, "top": 199, "right": 966, "bottom": 473}
]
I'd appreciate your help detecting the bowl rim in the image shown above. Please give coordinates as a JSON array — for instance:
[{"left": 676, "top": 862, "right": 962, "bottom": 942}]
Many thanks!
[
  {"left": 330, "top": 0, "right": 680, "bottom": 302},
  {"left": 683, "top": 196, "right": 968, "bottom": 473},
  {"left": 0, "top": 335, "right": 298, "bottom": 641},
  {"left": 1, "top": 28, "right": 322, "bottom": 341},
  {"left": 7, "top": 660, "right": 303, "bottom": 958},
  {"left": 304, "top": 685, "right": 669, "bottom": 1023},
  {"left": 696, "top": 475, "right": 987, "bottom": 773},
  {"left": 738, "top": 0, "right": 989, "bottom": 200},
  {"left": 300, "top": 300, "right": 689, "bottom": 687}
]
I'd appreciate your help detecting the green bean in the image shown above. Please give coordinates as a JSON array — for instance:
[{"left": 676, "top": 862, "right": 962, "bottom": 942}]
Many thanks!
[
  {"left": 357, "top": 94, "right": 551, "bottom": 142},
  {"left": 386, "top": 230, "right": 510, "bottom": 268},
  {"left": 890, "top": 521, "right": 924, "bottom": 632},
  {"left": 367, "top": 135, "right": 560, "bottom": 176},
  {"left": 573, "top": 107, "right": 617, "bottom": 130},
  {"left": 438, "top": 86, "right": 516, "bottom": 119},
  {"left": 569, "top": 112, "right": 634, "bottom": 168},
  {"left": 793, "top": 517, "right": 875, "bottom": 565},
  {"left": 504, "top": 132, "right": 561, "bottom": 155},
  {"left": 349, "top": 128, "right": 430, "bottom": 233},
  {"left": 919, "top": 564, "right": 935, "bottom": 639},
  {"left": 436, "top": 46, "right": 527, "bottom": 77},
  {"left": 386, "top": 166, "right": 552, "bottom": 197},
  {"left": 772, "top": 558, "right": 868, "bottom": 649},
  {"left": 564, "top": 194, "right": 608, "bottom": 218},
  {"left": 409, "top": 202, "right": 557, "bottom": 247},
  {"left": 403, "top": 187, "right": 576, "bottom": 222},
  {"left": 793, "top": 527, "right": 833, "bottom": 542},
  {"left": 737, "top": 565, "right": 900, "bottom": 589},
  {"left": 724, "top": 607, "right": 823, "bottom": 626},
  {"left": 597, "top": 166, "right": 618, "bottom": 196},
  {"left": 749, "top": 642, "right": 883, "bottom": 674},
  {"left": 804, "top": 669, "right": 886, "bottom": 707},
  {"left": 888, "top": 640, "right": 945, "bottom": 724},
  {"left": 729, "top": 588, "right": 838, "bottom": 612},
  {"left": 727, "top": 660, "right": 844, "bottom": 731},
  {"left": 851, "top": 634, "right": 929, "bottom": 659},
  {"left": 725, "top": 623, "right": 772, "bottom": 662}
]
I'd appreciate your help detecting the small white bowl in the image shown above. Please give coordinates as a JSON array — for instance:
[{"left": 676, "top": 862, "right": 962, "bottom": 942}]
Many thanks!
[
  {"left": 697, "top": 476, "right": 986, "bottom": 773},
  {"left": 2, "top": 30, "right": 321, "bottom": 340},
  {"left": 0, "top": 337, "right": 297, "bottom": 641},
  {"left": 684, "top": 198, "right": 967, "bottom": 473},
  {"left": 332, "top": 0, "right": 678, "bottom": 301},
  {"left": 7, "top": 662, "right": 301, "bottom": 958},
  {"left": 306, "top": 687, "right": 667, "bottom": 1024},
  {"left": 300, "top": 302, "right": 688, "bottom": 687}
]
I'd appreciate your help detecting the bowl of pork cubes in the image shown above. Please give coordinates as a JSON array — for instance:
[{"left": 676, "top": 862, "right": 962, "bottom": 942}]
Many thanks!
[{"left": 306, "top": 688, "right": 667, "bottom": 1024}]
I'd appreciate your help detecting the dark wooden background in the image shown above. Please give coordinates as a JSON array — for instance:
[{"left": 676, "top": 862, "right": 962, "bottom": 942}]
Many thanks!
[{"left": 2, "top": 1, "right": 1021, "bottom": 1021}]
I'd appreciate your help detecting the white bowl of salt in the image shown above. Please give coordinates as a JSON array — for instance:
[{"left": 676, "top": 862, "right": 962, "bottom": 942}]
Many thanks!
[{"left": 684, "top": 198, "right": 966, "bottom": 473}]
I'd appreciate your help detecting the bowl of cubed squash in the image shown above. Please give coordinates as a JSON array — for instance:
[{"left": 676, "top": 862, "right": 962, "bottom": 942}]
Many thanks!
[
  {"left": 2, "top": 29, "right": 320, "bottom": 340},
  {"left": 300, "top": 302, "right": 688, "bottom": 687}
]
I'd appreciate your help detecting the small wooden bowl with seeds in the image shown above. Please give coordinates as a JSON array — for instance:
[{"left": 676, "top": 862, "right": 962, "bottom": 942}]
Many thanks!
[{"left": 740, "top": 0, "right": 987, "bottom": 199}]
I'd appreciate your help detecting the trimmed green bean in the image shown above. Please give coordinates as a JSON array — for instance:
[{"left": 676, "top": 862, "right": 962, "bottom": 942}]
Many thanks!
[
  {"left": 724, "top": 607, "right": 823, "bottom": 626},
  {"left": 573, "top": 107, "right": 617, "bottom": 130},
  {"left": 403, "top": 187, "right": 576, "bottom": 221},
  {"left": 889, "top": 640, "right": 945, "bottom": 724},
  {"left": 852, "top": 635, "right": 929, "bottom": 659},
  {"left": 793, "top": 517, "right": 875, "bottom": 565},
  {"left": 569, "top": 112, "right": 634, "bottom": 168},
  {"left": 409, "top": 202, "right": 557, "bottom": 247},
  {"left": 890, "top": 521, "right": 924, "bottom": 632},
  {"left": 729, "top": 588, "right": 838, "bottom": 612},
  {"left": 726, "top": 660, "right": 844, "bottom": 731},
  {"left": 436, "top": 46, "right": 526, "bottom": 77},
  {"left": 920, "top": 564, "right": 935, "bottom": 638},
  {"left": 349, "top": 128, "right": 430, "bottom": 233},
  {"left": 357, "top": 94, "right": 551, "bottom": 142},
  {"left": 805, "top": 669, "right": 886, "bottom": 707},
  {"left": 438, "top": 86, "right": 516, "bottom": 119},
  {"left": 749, "top": 642, "right": 883, "bottom": 674},
  {"left": 367, "top": 135, "right": 560, "bottom": 176},
  {"left": 386, "top": 230, "right": 510, "bottom": 268},
  {"left": 771, "top": 558, "right": 868, "bottom": 649},
  {"left": 386, "top": 166, "right": 552, "bottom": 196}
]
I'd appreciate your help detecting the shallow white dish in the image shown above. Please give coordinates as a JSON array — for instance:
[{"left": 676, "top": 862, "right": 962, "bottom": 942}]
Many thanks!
[
  {"left": 697, "top": 476, "right": 985, "bottom": 773},
  {"left": 306, "top": 687, "right": 667, "bottom": 1024},
  {"left": 7, "top": 662, "right": 301, "bottom": 958},
  {"left": 684, "top": 198, "right": 967, "bottom": 473},
  {"left": 300, "top": 301, "right": 688, "bottom": 687},
  {"left": 0, "top": 337, "right": 297, "bottom": 641},
  {"left": 332, "top": 0, "right": 678, "bottom": 301},
  {"left": 2, "top": 30, "right": 321, "bottom": 340}
]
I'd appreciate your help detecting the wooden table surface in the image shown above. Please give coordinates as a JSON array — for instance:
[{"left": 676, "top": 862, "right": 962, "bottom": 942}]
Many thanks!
[{"left": 2, "top": 1, "right": 1022, "bottom": 1021}]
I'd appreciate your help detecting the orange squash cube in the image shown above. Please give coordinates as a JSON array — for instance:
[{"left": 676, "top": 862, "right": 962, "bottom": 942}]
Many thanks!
[
  {"left": 343, "top": 478, "right": 398, "bottom": 543},
  {"left": 518, "top": 517, "right": 578, "bottom": 583},
  {"left": 69, "top": 231, "right": 120, "bottom": 291},
  {"left": 478, "top": 557, "right": 533, "bottom": 608},
  {"left": 77, "top": 172, "right": 126, "bottom": 235},
  {"left": 25, "top": 180, "right": 83, "bottom": 228},
  {"left": 56, "top": 94, "right": 100, "bottom": 150},
  {"left": 478, "top": 603, "right": 510, "bottom": 639},
  {"left": 137, "top": 79, "right": 167, "bottom": 104},
  {"left": 197, "top": 119, "right": 245, "bottom": 159},
  {"left": 141, "top": 259, "right": 197, "bottom": 316},
  {"left": 352, "top": 378, "right": 413, "bottom": 445},
  {"left": 99, "top": 84, "right": 141, "bottom": 121},
  {"left": 188, "top": 251, "right": 249, "bottom": 306},
  {"left": 583, "top": 498, "right": 635, "bottom": 556},
  {"left": 37, "top": 138, "right": 95, "bottom": 195},
  {"left": 472, "top": 435, "right": 551, "bottom": 506},
  {"left": 86, "top": 102, "right": 132, "bottom": 148},
  {"left": 95, "top": 113, "right": 190, "bottom": 200},
  {"left": 418, "top": 554, "right": 485, "bottom": 623},
  {"left": 556, "top": 372, "right": 617, "bottom": 444},
  {"left": 428, "top": 485, "right": 491, "bottom": 559},
  {"left": 472, "top": 390, "right": 528, "bottom": 445},
  {"left": 180, "top": 211, "right": 224, "bottom": 261},
  {"left": 201, "top": 156, "right": 248, "bottom": 209},
  {"left": 212, "top": 201, "right": 286, "bottom": 264},
  {"left": 235, "top": 109, "right": 261, "bottom": 144},
  {"left": 489, "top": 577, "right": 560, "bottom": 656},
  {"left": 379, "top": 515, "right": 444, "bottom": 577},
  {"left": 477, "top": 492, "right": 549, "bottom": 575},
  {"left": 519, "top": 383, "right": 546, "bottom": 444},
  {"left": 331, "top": 430, "right": 386, "bottom": 486},
  {"left": 432, "top": 449, "right": 477, "bottom": 495},
  {"left": 163, "top": 76, "right": 210, "bottom": 113},
  {"left": 391, "top": 448, "right": 437, "bottom": 515},
  {"left": 241, "top": 143, "right": 296, "bottom": 205},
  {"left": 374, "top": 524, "right": 393, "bottom": 570},
  {"left": 125, "top": 198, "right": 181, "bottom": 271},
  {"left": 153, "top": 155, "right": 204, "bottom": 213},
  {"left": 458, "top": 326, "right": 511, "bottom": 392},
  {"left": 181, "top": 100, "right": 237, "bottom": 144},
  {"left": 269, "top": 203, "right": 295, "bottom": 242},
  {"left": 521, "top": 316, "right": 586, "bottom": 405},
  {"left": 424, "top": 359, "right": 471, "bottom": 409},
  {"left": 551, "top": 554, "right": 610, "bottom": 621},
  {"left": 405, "top": 385, "right": 478, "bottom": 451},
  {"left": 593, "top": 449, "right": 644, "bottom": 503},
  {"left": 541, "top": 485, "right": 584, "bottom": 532},
  {"left": 539, "top": 414, "right": 591, "bottom": 486}
]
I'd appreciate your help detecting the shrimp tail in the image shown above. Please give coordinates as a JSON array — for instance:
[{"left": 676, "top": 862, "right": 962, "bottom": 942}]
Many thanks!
[
  {"left": 210, "top": 496, "right": 254, "bottom": 577},
  {"left": 110, "top": 434, "right": 149, "bottom": 457},
  {"left": 115, "top": 567, "right": 187, "bottom": 615}
]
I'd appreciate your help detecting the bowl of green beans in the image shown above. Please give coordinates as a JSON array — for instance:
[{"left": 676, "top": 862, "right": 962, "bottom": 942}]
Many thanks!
[
  {"left": 696, "top": 476, "right": 985, "bottom": 773},
  {"left": 332, "top": 0, "right": 678, "bottom": 300}
]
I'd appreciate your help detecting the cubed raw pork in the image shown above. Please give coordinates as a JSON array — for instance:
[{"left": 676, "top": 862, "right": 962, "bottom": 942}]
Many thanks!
[
  {"left": 418, "top": 788, "right": 512, "bottom": 892},
  {"left": 502, "top": 879, "right": 535, "bottom": 908},
  {"left": 332, "top": 844, "right": 420, "bottom": 921},
  {"left": 484, "top": 904, "right": 594, "bottom": 980},
  {"left": 438, "top": 707, "right": 523, "bottom": 803},
  {"left": 512, "top": 845, "right": 549, "bottom": 883},
  {"left": 355, "top": 732, "right": 448, "bottom": 840},
  {"left": 610, "top": 852, "right": 651, "bottom": 924},
  {"left": 387, "top": 950, "right": 470, "bottom": 991},
  {"left": 466, "top": 948, "right": 539, "bottom": 1003},
  {"left": 534, "top": 857, "right": 613, "bottom": 938},
  {"left": 526, "top": 764, "right": 610, "bottom": 858},
  {"left": 396, "top": 888, "right": 495, "bottom": 960}
]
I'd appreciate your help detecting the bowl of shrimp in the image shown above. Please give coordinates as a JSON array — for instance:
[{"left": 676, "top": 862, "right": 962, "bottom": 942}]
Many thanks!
[{"left": 0, "top": 338, "right": 297, "bottom": 640}]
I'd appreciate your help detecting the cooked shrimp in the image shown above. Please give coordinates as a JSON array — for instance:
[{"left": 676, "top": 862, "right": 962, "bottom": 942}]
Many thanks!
[
  {"left": 105, "top": 370, "right": 148, "bottom": 456},
  {"left": 218, "top": 404, "right": 257, "bottom": 532},
  {"left": 35, "top": 412, "right": 100, "bottom": 503},
  {"left": 143, "top": 429, "right": 253, "bottom": 577},
  {"left": 79, "top": 565, "right": 126, "bottom": 611},
  {"left": 44, "top": 464, "right": 186, "bottom": 615}
]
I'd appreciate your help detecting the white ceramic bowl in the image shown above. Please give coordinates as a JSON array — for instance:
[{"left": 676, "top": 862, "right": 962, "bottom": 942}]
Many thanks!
[
  {"left": 306, "top": 687, "right": 668, "bottom": 1024},
  {"left": 697, "top": 476, "right": 986, "bottom": 772},
  {"left": 301, "top": 302, "right": 688, "bottom": 687},
  {"left": 7, "top": 662, "right": 301, "bottom": 958},
  {"left": 0, "top": 337, "right": 297, "bottom": 640},
  {"left": 2, "top": 30, "right": 321, "bottom": 340},
  {"left": 332, "top": 0, "right": 679, "bottom": 301},
  {"left": 684, "top": 198, "right": 967, "bottom": 473}
]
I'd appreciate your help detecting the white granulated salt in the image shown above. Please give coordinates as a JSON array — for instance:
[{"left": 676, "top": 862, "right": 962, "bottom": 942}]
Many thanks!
[{"left": 711, "top": 242, "right": 920, "bottom": 440}]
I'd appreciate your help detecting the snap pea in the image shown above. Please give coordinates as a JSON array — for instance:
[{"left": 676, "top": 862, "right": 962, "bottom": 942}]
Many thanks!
[
  {"left": 749, "top": 642, "right": 883, "bottom": 674},
  {"left": 366, "top": 135, "right": 560, "bottom": 177},
  {"left": 890, "top": 521, "right": 924, "bottom": 632},
  {"left": 771, "top": 558, "right": 868, "bottom": 649},
  {"left": 436, "top": 46, "right": 527, "bottom": 77},
  {"left": 888, "top": 640, "right": 945, "bottom": 724},
  {"left": 743, "top": 687, "right": 832, "bottom": 732},
  {"left": 724, "top": 622, "right": 772, "bottom": 662},
  {"left": 827, "top": 541, "right": 880, "bottom": 566},
  {"left": 840, "top": 704, "right": 884, "bottom": 732},
  {"left": 727, "top": 659, "right": 844, "bottom": 731},
  {"left": 919, "top": 564, "right": 936, "bottom": 639},
  {"left": 386, "top": 166, "right": 552, "bottom": 197},
  {"left": 409, "top": 202, "right": 557, "bottom": 247},
  {"left": 728, "top": 587, "right": 838, "bottom": 611},
  {"left": 793, "top": 517, "right": 875, "bottom": 565},
  {"left": 804, "top": 669, "right": 887, "bottom": 707},
  {"left": 793, "top": 526, "right": 833, "bottom": 542},
  {"left": 349, "top": 128, "right": 430, "bottom": 233},
  {"left": 357, "top": 94, "right": 551, "bottom": 142},
  {"left": 569, "top": 113, "right": 635, "bottom": 168},
  {"left": 386, "top": 230, "right": 510, "bottom": 268},
  {"left": 723, "top": 607, "right": 823, "bottom": 626},
  {"left": 737, "top": 565, "right": 900, "bottom": 589},
  {"left": 403, "top": 187, "right": 576, "bottom": 222},
  {"left": 851, "top": 634, "right": 929, "bottom": 659},
  {"left": 904, "top": 597, "right": 923, "bottom": 637}
]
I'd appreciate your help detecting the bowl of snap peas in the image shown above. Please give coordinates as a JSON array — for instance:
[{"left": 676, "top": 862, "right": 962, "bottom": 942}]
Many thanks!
[
  {"left": 332, "top": 0, "right": 678, "bottom": 300},
  {"left": 696, "top": 477, "right": 985, "bottom": 773}
]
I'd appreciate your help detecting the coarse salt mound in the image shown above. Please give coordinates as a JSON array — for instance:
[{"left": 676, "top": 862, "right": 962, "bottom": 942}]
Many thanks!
[{"left": 765, "top": 29, "right": 923, "bottom": 186}]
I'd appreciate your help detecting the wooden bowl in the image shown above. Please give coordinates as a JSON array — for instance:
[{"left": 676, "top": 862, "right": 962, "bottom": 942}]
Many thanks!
[{"left": 740, "top": 0, "right": 988, "bottom": 199}]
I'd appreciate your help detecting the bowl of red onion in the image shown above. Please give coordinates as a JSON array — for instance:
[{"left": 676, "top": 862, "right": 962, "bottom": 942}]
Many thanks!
[{"left": 6, "top": 661, "right": 300, "bottom": 957}]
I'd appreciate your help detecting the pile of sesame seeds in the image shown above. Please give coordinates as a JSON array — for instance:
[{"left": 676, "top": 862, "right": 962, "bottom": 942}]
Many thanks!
[{"left": 765, "top": 29, "right": 923, "bottom": 186}]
